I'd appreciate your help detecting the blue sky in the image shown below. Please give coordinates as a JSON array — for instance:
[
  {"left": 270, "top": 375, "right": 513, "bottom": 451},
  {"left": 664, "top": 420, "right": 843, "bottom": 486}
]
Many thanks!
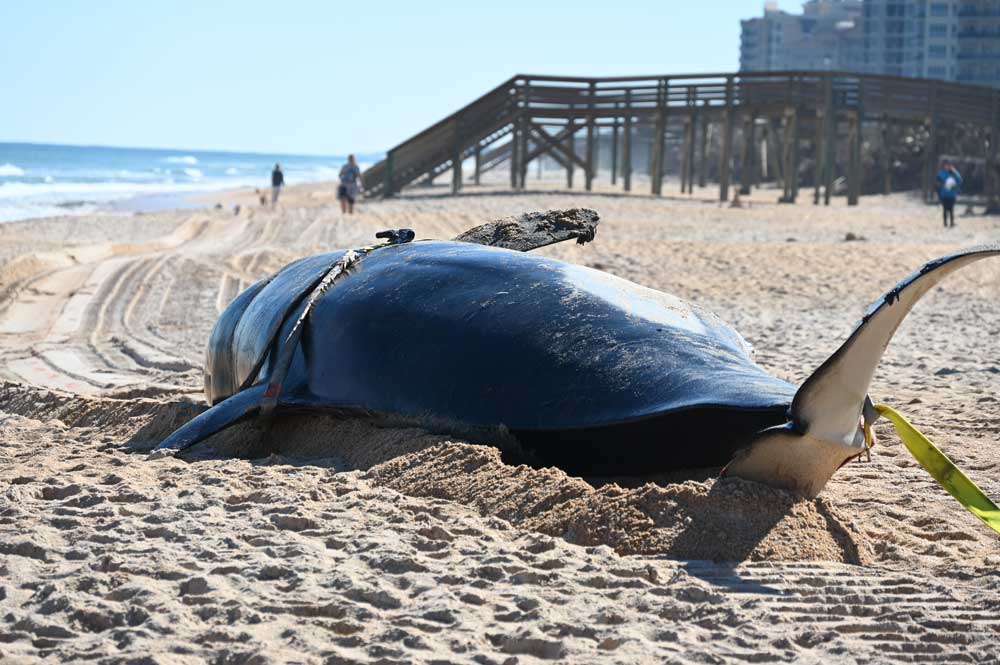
[{"left": 0, "top": 1, "right": 800, "bottom": 156}]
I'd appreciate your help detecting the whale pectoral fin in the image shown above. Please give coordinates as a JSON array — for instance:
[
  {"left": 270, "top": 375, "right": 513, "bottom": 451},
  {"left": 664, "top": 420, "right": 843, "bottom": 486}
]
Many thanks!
[
  {"left": 453, "top": 208, "right": 599, "bottom": 252},
  {"left": 726, "top": 244, "right": 1000, "bottom": 497},
  {"left": 156, "top": 383, "right": 268, "bottom": 453}
]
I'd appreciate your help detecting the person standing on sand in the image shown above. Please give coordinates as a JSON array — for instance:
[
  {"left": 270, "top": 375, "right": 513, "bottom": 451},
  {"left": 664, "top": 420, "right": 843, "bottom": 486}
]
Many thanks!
[
  {"left": 936, "top": 159, "right": 962, "bottom": 228},
  {"left": 271, "top": 163, "right": 284, "bottom": 208},
  {"left": 338, "top": 155, "right": 362, "bottom": 214}
]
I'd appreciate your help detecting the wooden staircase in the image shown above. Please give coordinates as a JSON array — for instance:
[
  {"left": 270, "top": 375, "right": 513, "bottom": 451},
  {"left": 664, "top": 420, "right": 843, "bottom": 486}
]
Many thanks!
[{"left": 362, "top": 77, "right": 518, "bottom": 197}]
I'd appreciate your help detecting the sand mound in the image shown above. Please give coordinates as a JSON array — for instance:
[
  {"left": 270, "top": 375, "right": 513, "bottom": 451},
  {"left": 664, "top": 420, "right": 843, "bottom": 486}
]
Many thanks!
[
  {"left": 367, "top": 441, "right": 872, "bottom": 563},
  {"left": 0, "top": 381, "right": 203, "bottom": 446},
  {"left": 197, "top": 412, "right": 873, "bottom": 563}
]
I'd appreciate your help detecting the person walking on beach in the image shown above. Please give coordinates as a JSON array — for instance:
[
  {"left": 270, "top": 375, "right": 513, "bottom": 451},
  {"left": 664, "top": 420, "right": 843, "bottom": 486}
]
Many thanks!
[
  {"left": 338, "top": 155, "right": 362, "bottom": 214},
  {"left": 270, "top": 163, "right": 284, "bottom": 208},
  {"left": 936, "top": 159, "right": 962, "bottom": 228}
]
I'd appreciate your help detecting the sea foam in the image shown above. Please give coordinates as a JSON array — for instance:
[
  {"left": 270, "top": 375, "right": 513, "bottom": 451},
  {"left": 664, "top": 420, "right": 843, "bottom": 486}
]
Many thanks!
[
  {"left": 0, "top": 163, "right": 25, "bottom": 177},
  {"left": 165, "top": 155, "right": 198, "bottom": 165}
]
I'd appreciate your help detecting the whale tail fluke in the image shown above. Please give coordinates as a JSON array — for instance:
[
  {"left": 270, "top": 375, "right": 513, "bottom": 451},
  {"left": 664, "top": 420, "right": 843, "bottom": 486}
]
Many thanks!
[{"left": 724, "top": 244, "right": 1000, "bottom": 498}]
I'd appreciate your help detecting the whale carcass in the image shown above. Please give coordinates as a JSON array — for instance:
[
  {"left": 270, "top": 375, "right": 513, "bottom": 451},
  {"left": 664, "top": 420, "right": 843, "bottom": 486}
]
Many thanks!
[{"left": 159, "top": 208, "right": 999, "bottom": 498}]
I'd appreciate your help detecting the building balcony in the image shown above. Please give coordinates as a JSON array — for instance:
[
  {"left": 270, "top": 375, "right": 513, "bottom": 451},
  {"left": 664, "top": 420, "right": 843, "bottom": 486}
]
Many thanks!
[
  {"left": 958, "top": 28, "right": 1000, "bottom": 38},
  {"left": 958, "top": 9, "right": 1000, "bottom": 18},
  {"left": 957, "top": 52, "right": 1000, "bottom": 60}
]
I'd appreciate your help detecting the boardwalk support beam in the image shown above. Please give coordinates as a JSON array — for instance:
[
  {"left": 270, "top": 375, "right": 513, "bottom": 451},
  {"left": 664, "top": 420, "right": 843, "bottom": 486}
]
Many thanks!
[
  {"left": 585, "top": 82, "right": 596, "bottom": 191},
  {"left": 847, "top": 110, "right": 861, "bottom": 206},
  {"left": 988, "top": 91, "right": 1000, "bottom": 213},
  {"left": 719, "top": 77, "right": 734, "bottom": 202},
  {"left": 781, "top": 107, "right": 797, "bottom": 203},
  {"left": 623, "top": 92, "right": 633, "bottom": 192}
]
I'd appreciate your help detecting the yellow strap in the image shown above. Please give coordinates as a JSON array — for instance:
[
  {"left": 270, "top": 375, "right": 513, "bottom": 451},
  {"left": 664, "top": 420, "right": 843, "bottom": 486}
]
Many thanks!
[{"left": 876, "top": 404, "right": 1000, "bottom": 535}]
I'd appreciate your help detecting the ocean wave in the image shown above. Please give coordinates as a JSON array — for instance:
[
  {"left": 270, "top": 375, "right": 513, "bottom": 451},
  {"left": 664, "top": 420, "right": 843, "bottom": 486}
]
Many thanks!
[
  {"left": 164, "top": 155, "right": 198, "bottom": 165},
  {"left": 0, "top": 178, "right": 258, "bottom": 202},
  {"left": 0, "top": 163, "right": 26, "bottom": 177},
  {"left": 0, "top": 201, "right": 101, "bottom": 223},
  {"left": 0, "top": 162, "right": 347, "bottom": 223}
]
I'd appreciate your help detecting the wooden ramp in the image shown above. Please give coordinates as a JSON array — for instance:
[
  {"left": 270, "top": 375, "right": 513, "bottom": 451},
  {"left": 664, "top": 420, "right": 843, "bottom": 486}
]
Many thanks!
[{"left": 362, "top": 71, "right": 1000, "bottom": 208}]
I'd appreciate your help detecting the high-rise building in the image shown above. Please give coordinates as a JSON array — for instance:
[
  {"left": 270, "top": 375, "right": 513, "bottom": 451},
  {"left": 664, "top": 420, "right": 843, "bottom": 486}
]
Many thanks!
[
  {"left": 742, "top": 1, "right": 1000, "bottom": 88},
  {"left": 957, "top": 1, "right": 1000, "bottom": 87},
  {"left": 740, "top": 1, "right": 864, "bottom": 72},
  {"left": 863, "top": 0, "right": 958, "bottom": 80}
]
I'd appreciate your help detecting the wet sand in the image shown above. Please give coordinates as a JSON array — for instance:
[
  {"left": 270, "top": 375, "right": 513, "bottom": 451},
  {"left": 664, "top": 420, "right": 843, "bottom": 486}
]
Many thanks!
[{"left": 2, "top": 176, "right": 999, "bottom": 662}]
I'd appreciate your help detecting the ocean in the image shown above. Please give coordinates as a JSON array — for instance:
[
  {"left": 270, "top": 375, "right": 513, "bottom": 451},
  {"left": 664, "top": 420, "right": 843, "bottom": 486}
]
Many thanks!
[{"left": 0, "top": 142, "right": 370, "bottom": 223}]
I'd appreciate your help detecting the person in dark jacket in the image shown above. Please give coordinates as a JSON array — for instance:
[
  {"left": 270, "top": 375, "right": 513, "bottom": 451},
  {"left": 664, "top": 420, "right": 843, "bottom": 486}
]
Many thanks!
[
  {"left": 936, "top": 160, "right": 962, "bottom": 228},
  {"left": 270, "top": 163, "right": 284, "bottom": 208}
]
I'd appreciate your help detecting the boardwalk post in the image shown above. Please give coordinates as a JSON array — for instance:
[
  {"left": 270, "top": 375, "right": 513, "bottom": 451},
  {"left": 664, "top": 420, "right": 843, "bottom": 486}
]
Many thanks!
[
  {"left": 611, "top": 115, "right": 619, "bottom": 186},
  {"left": 761, "top": 120, "right": 770, "bottom": 181},
  {"left": 585, "top": 81, "right": 596, "bottom": 191},
  {"left": 923, "top": 82, "right": 939, "bottom": 204},
  {"left": 813, "top": 106, "right": 824, "bottom": 205},
  {"left": 987, "top": 90, "right": 999, "bottom": 212},
  {"left": 474, "top": 144, "right": 482, "bottom": 186},
  {"left": 849, "top": 79, "right": 865, "bottom": 205},
  {"left": 510, "top": 82, "right": 520, "bottom": 190},
  {"left": 781, "top": 107, "right": 797, "bottom": 202},
  {"left": 566, "top": 115, "right": 575, "bottom": 189},
  {"left": 847, "top": 110, "right": 862, "bottom": 205},
  {"left": 923, "top": 114, "right": 937, "bottom": 203},
  {"left": 680, "top": 87, "right": 695, "bottom": 194},
  {"left": 593, "top": 127, "right": 601, "bottom": 183},
  {"left": 519, "top": 80, "right": 531, "bottom": 188},
  {"left": 881, "top": 117, "right": 891, "bottom": 195},
  {"left": 791, "top": 108, "right": 800, "bottom": 200},
  {"left": 686, "top": 109, "right": 697, "bottom": 193},
  {"left": 651, "top": 78, "right": 668, "bottom": 196},
  {"left": 451, "top": 114, "right": 463, "bottom": 195},
  {"left": 680, "top": 116, "right": 690, "bottom": 194},
  {"left": 383, "top": 149, "right": 395, "bottom": 198},
  {"left": 739, "top": 113, "right": 754, "bottom": 195},
  {"left": 512, "top": 126, "right": 520, "bottom": 189},
  {"left": 517, "top": 118, "right": 531, "bottom": 189},
  {"left": 719, "top": 76, "right": 734, "bottom": 202},
  {"left": 698, "top": 102, "right": 709, "bottom": 188},
  {"left": 823, "top": 74, "right": 834, "bottom": 206},
  {"left": 623, "top": 91, "right": 633, "bottom": 192}
]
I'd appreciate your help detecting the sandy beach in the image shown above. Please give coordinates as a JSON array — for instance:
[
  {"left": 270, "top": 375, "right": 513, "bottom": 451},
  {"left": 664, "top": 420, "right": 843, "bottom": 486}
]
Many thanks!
[{"left": 2, "top": 176, "right": 999, "bottom": 663}]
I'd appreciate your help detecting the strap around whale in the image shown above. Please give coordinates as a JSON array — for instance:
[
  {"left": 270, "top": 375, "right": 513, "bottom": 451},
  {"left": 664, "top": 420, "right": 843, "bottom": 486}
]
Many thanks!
[{"left": 257, "top": 231, "right": 414, "bottom": 422}]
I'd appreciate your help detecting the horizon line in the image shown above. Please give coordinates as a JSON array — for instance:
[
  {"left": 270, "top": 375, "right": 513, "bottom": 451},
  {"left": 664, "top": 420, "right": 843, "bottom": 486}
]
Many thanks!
[{"left": 0, "top": 138, "right": 385, "bottom": 161}]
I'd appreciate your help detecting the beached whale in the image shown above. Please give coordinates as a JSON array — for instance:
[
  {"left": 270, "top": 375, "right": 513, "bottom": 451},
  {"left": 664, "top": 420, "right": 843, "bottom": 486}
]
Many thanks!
[{"left": 158, "top": 209, "right": 998, "bottom": 498}]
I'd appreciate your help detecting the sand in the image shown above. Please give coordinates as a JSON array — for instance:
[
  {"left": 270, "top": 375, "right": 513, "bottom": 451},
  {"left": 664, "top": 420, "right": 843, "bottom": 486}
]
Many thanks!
[{"left": 1, "top": 175, "right": 999, "bottom": 663}]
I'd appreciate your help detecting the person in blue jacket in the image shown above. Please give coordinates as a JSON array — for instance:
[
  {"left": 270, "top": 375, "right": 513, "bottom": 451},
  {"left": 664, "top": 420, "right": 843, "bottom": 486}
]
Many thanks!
[{"left": 936, "top": 160, "right": 962, "bottom": 228}]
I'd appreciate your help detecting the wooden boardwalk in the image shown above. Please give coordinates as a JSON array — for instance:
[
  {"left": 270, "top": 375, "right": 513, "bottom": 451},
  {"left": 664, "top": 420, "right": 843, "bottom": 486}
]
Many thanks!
[{"left": 362, "top": 71, "right": 1000, "bottom": 208}]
